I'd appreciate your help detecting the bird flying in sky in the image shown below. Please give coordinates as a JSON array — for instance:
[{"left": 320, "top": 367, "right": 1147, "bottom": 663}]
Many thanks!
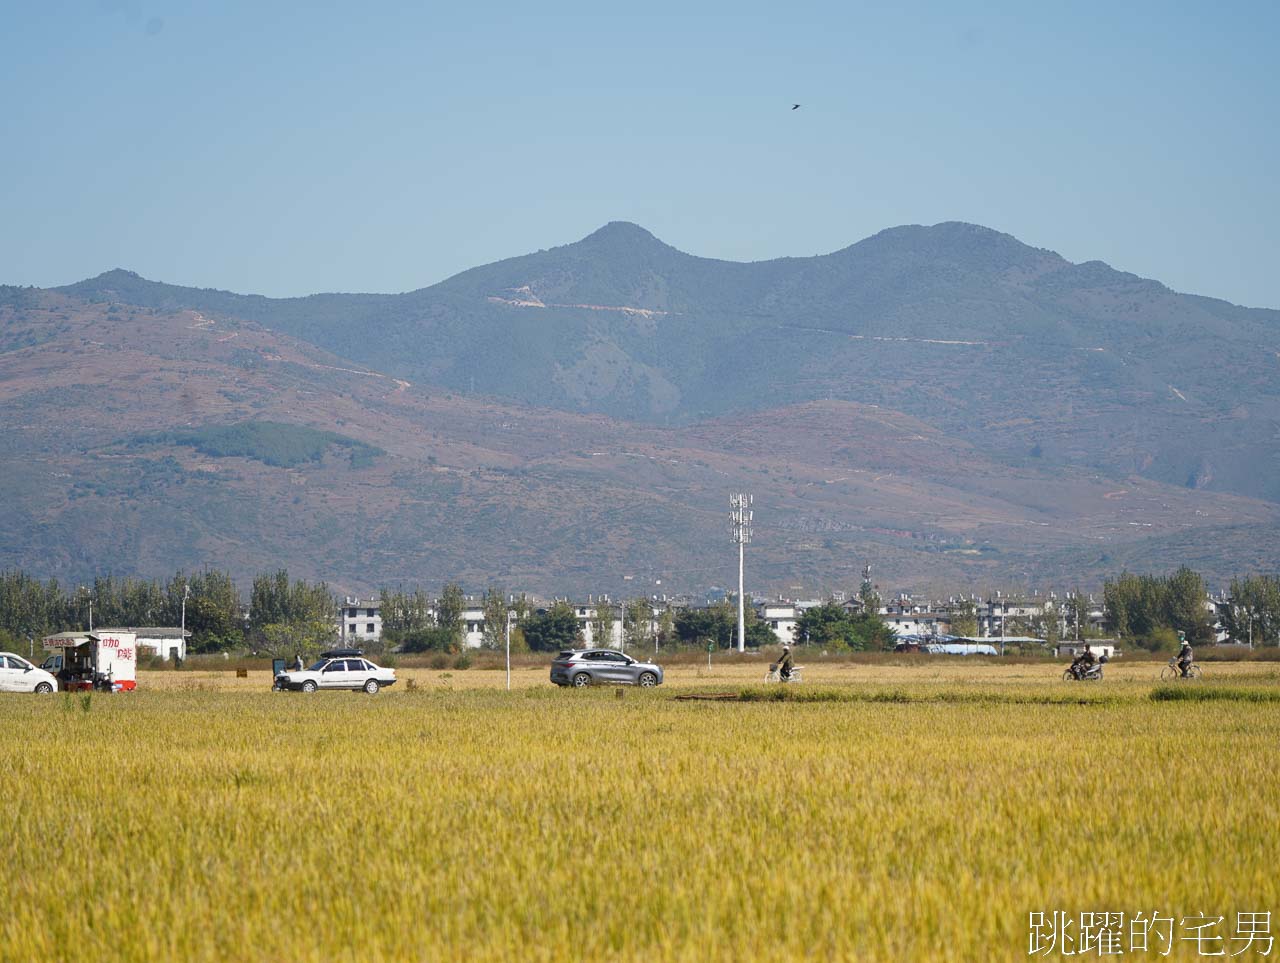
[{"left": 792, "top": 104, "right": 801, "bottom": 110}]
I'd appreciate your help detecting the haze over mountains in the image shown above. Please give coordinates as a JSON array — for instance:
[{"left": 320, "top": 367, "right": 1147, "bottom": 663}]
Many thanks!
[{"left": 4, "top": 222, "right": 1279, "bottom": 596}]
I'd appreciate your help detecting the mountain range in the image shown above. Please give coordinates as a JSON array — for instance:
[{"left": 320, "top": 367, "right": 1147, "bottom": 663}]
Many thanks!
[{"left": 3, "top": 221, "right": 1278, "bottom": 597}]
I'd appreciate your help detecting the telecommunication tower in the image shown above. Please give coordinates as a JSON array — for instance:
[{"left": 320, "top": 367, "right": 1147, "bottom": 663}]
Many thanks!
[{"left": 730, "top": 493, "right": 753, "bottom": 652}]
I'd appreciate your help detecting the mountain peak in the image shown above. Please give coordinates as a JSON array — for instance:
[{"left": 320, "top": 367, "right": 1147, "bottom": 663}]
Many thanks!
[
  {"left": 577, "top": 221, "right": 670, "bottom": 250},
  {"left": 94, "top": 268, "right": 145, "bottom": 283}
]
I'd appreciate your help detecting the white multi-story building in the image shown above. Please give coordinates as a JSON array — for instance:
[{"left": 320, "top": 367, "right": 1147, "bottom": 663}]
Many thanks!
[{"left": 340, "top": 598, "right": 382, "bottom": 645}]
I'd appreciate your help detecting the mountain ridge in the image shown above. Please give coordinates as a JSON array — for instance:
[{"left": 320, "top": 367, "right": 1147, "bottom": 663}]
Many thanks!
[{"left": 25, "top": 220, "right": 1280, "bottom": 510}]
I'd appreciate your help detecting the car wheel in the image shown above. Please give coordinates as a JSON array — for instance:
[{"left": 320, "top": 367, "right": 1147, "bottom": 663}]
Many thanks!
[
  {"left": 638, "top": 672, "right": 657, "bottom": 687},
  {"left": 301, "top": 680, "right": 317, "bottom": 693},
  {"left": 35, "top": 682, "right": 53, "bottom": 694},
  {"left": 364, "top": 679, "right": 380, "bottom": 694},
  {"left": 572, "top": 672, "right": 591, "bottom": 688}
]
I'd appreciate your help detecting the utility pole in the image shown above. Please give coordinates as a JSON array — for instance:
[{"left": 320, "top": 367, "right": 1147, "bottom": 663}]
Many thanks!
[
  {"left": 505, "top": 608, "right": 511, "bottom": 691},
  {"left": 730, "top": 493, "right": 753, "bottom": 653}
]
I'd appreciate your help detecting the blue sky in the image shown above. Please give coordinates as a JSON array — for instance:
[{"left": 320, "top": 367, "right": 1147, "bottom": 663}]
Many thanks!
[{"left": 3, "top": 0, "right": 1278, "bottom": 306}]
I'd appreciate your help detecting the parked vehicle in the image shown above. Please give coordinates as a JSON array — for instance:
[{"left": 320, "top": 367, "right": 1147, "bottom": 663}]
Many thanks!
[
  {"left": 1160, "top": 658, "right": 1203, "bottom": 681},
  {"left": 550, "top": 649, "right": 663, "bottom": 688},
  {"left": 42, "top": 630, "right": 137, "bottom": 691},
  {"left": 274, "top": 650, "right": 396, "bottom": 693},
  {"left": 1064, "top": 656, "right": 1108, "bottom": 681},
  {"left": 0, "top": 652, "right": 58, "bottom": 693}
]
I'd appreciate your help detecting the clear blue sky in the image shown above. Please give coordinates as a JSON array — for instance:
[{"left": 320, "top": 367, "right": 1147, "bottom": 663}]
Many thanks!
[{"left": 3, "top": 0, "right": 1278, "bottom": 307}]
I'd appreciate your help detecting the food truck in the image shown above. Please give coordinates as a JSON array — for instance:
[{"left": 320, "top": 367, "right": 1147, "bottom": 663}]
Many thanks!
[{"left": 41, "top": 629, "right": 137, "bottom": 691}]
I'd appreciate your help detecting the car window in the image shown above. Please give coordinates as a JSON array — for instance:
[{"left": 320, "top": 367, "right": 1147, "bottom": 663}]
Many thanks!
[
  {"left": 322, "top": 661, "right": 343, "bottom": 672},
  {"left": 349, "top": 660, "right": 368, "bottom": 671},
  {"left": 8, "top": 656, "right": 29, "bottom": 670},
  {"left": 0, "top": 656, "right": 8, "bottom": 668},
  {"left": 600, "top": 651, "right": 624, "bottom": 662}
]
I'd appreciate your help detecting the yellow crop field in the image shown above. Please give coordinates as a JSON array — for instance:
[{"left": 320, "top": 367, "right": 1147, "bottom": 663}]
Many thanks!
[{"left": 2, "top": 663, "right": 1278, "bottom": 961}]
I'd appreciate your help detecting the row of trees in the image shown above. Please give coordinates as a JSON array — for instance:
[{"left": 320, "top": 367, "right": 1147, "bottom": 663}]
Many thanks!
[
  {"left": 0, "top": 568, "right": 336, "bottom": 657},
  {"left": 1220, "top": 575, "right": 1280, "bottom": 647},
  {"left": 1102, "top": 567, "right": 1213, "bottom": 649},
  {"left": 11, "top": 563, "right": 1277, "bottom": 659}
]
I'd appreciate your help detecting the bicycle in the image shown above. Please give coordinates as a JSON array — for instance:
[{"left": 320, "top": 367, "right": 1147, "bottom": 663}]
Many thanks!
[
  {"left": 765, "top": 664, "right": 804, "bottom": 683},
  {"left": 1160, "top": 659, "right": 1202, "bottom": 681}
]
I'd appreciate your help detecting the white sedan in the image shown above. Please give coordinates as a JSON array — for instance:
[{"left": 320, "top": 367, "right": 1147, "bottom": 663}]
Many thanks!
[
  {"left": 274, "top": 652, "right": 396, "bottom": 694},
  {"left": 0, "top": 652, "right": 58, "bottom": 693}
]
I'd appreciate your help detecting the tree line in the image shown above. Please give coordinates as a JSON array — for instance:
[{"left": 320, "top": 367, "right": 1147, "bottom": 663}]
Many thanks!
[
  {"left": 0, "top": 568, "right": 335, "bottom": 658},
  {"left": 6, "top": 563, "right": 1274, "bottom": 660},
  {"left": 1101, "top": 567, "right": 1215, "bottom": 649}
]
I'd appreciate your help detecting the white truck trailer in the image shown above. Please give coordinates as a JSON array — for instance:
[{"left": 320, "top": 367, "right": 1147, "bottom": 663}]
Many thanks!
[{"left": 42, "top": 629, "right": 138, "bottom": 691}]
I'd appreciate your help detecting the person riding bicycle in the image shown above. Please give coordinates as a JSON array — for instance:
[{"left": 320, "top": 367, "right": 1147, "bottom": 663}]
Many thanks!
[
  {"left": 777, "top": 643, "right": 794, "bottom": 681},
  {"left": 1070, "top": 644, "right": 1096, "bottom": 679},
  {"left": 1177, "top": 637, "right": 1194, "bottom": 678}
]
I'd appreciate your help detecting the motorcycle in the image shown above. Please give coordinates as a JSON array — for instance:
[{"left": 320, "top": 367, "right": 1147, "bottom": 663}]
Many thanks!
[{"left": 1063, "top": 655, "right": 1108, "bottom": 681}]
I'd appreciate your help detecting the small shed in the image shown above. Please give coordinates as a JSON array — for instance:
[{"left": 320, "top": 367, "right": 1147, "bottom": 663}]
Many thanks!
[{"left": 130, "top": 627, "right": 192, "bottom": 661}]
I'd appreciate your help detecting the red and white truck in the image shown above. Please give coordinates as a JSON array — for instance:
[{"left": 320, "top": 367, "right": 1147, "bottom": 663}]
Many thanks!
[{"left": 41, "top": 630, "right": 137, "bottom": 691}]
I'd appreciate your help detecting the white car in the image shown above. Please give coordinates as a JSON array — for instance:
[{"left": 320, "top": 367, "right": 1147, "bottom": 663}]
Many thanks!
[
  {"left": 0, "top": 652, "right": 58, "bottom": 693},
  {"left": 274, "top": 650, "right": 397, "bottom": 694}
]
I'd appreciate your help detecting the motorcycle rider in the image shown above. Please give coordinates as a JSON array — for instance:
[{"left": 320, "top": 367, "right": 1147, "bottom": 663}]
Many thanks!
[
  {"left": 1176, "top": 635, "right": 1194, "bottom": 678},
  {"left": 1071, "top": 644, "right": 1096, "bottom": 680}
]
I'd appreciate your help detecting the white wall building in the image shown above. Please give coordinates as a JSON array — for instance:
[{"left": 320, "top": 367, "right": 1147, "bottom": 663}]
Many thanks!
[
  {"left": 132, "top": 627, "right": 192, "bottom": 661},
  {"left": 340, "top": 598, "right": 383, "bottom": 645}
]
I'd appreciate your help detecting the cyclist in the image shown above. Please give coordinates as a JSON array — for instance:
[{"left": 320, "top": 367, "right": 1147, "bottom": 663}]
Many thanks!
[
  {"left": 1176, "top": 636, "right": 1195, "bottom": 678},
  {"left": 777, "top": 643, "right": 794, "bottom": 681}
]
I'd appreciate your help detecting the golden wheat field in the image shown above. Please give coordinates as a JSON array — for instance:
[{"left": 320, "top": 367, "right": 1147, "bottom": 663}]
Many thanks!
[{"left": 2, "top": 660, "right": 1278, "bottom": 962}]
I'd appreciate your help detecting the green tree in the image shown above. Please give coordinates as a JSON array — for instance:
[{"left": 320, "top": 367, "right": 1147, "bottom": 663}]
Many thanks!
[
  {"left": 1103, "top": 568, "right": 1212, "bottom": 650},
  {"left": 522, "top": 602, "right": 582, "bottom": 652},
  {"left": 482, "top": 587, "right": 508, "bottom": 650},
  {"left": 1224, "top": 575, "right": 1280, "bottom": 646},
  {"left": 949, "top": 599, "right": 978, "bottom": 637},
  {"left": 1165, "top": 566, "right": 1212, "bottom": 645},
  {"left": 437, "top": 583, "right": 465, "bottom": 648},
  {"left": 624, "top": 599, "right": 654, "bottom": 652},
  {"left": 590, "top": 601, "right": 614, "bottom": 649},
  {"left": 258, "top": 620, "right": 337, "bottom": 661},
  {"left": 398, "top": 625, "right": 458, "bottom": 653},
  {"left": 167, "top": 570, "right": 243, "bottom": 652}
]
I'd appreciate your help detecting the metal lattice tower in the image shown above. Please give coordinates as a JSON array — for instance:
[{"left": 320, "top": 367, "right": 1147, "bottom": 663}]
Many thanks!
[{"left": 730, "top": 493, "right": 753, "bottom": 652}]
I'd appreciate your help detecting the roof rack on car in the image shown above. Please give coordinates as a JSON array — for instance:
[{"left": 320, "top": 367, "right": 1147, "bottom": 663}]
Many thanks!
[{"left": 321, "top": 648, "right": 364, "bottom": 658}]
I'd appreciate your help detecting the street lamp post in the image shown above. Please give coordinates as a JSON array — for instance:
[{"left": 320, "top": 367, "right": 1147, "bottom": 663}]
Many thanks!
[
  {"left": 79, "top": 587, "right": 94, "bottom": 632},
  {"left": 181, "top": 584, "right": 191, "bottom": 645}
]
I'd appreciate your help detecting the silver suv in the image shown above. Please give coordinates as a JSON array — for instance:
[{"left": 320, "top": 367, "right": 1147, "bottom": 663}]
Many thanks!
[{"left": 550, "top": 649, "right": 664, "bottom": 688}]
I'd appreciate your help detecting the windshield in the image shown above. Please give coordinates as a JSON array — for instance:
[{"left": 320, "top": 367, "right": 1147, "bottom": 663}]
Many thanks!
[{"left": 307, "top": 659, "right": 328, "bottom": 671}]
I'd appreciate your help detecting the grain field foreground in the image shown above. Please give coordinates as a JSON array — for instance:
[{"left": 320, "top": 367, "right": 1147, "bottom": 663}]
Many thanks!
[{"left": 2, "top": 676, "right": 1277, "bottom": 961}]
